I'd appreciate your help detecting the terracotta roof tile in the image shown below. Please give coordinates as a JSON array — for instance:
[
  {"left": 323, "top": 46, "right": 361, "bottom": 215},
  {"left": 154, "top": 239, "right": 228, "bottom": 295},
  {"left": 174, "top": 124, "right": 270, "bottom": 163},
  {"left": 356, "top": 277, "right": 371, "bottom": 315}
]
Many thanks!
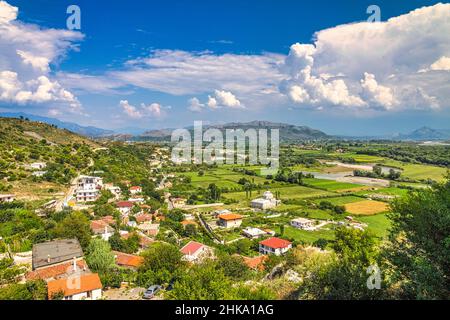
[
  {"left": 259, "top": 237, "right": 292, "bottom": 249},
  {"left": 116, "top": 201, "right": 133, "bottom": 208},
  {"left": 180, "top": 241, "right": 204, "bottom": 255},
  {"left": 47, "top": 273, "right": 102, "bottom": 299},
  {"left": 26, "top": 259, "right": 88, "bottom": 281},
  {"left": 218, "top": 213, "right": 243, "bottom": 221},
  {"left": 112, "top": 251, "right": 144, "bottom": 268}
]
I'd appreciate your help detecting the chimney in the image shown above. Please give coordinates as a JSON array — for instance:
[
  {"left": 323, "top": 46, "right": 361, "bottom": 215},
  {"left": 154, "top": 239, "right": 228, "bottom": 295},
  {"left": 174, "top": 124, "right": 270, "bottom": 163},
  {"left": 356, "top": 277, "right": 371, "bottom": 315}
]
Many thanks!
[{"left": 72, "top": 257, "right": 77, "bottom": 272}]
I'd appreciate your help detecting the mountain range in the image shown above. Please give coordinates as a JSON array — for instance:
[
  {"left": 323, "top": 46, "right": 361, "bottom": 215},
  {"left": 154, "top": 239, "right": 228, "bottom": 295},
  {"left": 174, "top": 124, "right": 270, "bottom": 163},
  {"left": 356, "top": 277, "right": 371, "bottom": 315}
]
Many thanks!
[
  {"left": 1, "top": 112, "right": 449, "bottom": 142},
  {"left": 0, "top": 112, "right": 114, "bottom": 137}
]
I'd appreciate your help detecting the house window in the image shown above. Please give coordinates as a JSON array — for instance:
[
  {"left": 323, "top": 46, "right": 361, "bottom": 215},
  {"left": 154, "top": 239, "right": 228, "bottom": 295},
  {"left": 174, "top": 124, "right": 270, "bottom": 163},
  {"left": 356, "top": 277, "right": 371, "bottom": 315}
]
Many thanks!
[{"left": 87, "top": 291, "right": 92, "bottom": 298}]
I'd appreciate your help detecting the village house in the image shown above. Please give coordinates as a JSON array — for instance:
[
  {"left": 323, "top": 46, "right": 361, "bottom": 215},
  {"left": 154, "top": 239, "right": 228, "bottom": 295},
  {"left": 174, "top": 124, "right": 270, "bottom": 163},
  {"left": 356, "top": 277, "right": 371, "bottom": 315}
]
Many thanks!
[
  {"left": 180, "top": 241, "right": 213, "bottom": 263},
  {"left": 0, "top": 194, "right": 15, "bottom": 203},
  {"left": 104, "top": 183, "right": 121, "bottom": 199},
  {"left": 251, "top": 191, "right": 281, "bottom": 210},
  {"left": 263, "top": 229, "right": 276, "bottom": 236},
  {"left": 112, "top": 251, "right": 144, "bottom": 269},
  {"left": 291, "top": 218, "right": 315, "bottom": 231},
  {"left": 32, "top": 239, "right": 84, "bottom": 271},
  {"left": 242, "top": 227, "right": 267, "bottom": 239},
  {"left": 171, "top": 197, "right": 186, "bottom": 208},
  {"left": 137, "top": 222, "right": 160, "bottom": 237},
  {"left": 135, "top": 213, "right": 153, "bottom": 224},
  {"left": 26, "top": 258, "right": 90, "bottom": 282},
  {"left": 217, "top": 213, "right": 243, "bottom": 229},
  {"left": 90, "top": 220, "right": 114, "bottom": 241},
  {"left": 116, "top": 201, "right": 133, "bottom": 216},
  {"left": 75, "top": 175, "right": 103, "bottom": 202},
  {"left": 259, "top": 237, "right": 292, "bottom": 256},
  {"left": 47, "top": 273, "right": 103, "bottom": 300},
  {"left": 30, "top": 162, "right": 47, "bottom": 170},
  {"left": 29, "top": 239, "right": 103, "bottom": 300},
  {"left": 31, "top": 170, "right": 47, "bottom": 177},
  {"left": 129, "top": 186, "right": 142, "bottom": 195}
]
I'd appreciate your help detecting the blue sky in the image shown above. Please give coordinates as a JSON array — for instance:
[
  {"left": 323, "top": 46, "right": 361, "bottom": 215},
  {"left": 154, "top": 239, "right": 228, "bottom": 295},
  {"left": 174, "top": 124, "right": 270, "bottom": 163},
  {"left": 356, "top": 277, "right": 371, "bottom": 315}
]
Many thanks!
[{"left": 1, "top": 0, "right": 449, "bottom": 135}]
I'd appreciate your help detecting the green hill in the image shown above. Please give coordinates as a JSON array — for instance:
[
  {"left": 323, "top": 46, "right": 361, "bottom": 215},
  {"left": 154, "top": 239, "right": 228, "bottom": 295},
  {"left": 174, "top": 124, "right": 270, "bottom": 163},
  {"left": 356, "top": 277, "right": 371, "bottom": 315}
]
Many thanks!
[{"left": 0, "top": 117, "right": 100, "bottom": 201}]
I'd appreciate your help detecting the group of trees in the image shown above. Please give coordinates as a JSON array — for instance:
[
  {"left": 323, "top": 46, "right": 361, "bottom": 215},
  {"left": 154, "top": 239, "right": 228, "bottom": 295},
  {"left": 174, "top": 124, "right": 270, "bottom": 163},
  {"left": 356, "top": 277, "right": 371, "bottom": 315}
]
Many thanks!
[
  {"left": 353, "top": 165, "right": 401, "bottom": 181},
  {"left": 292, "top": 176, "right": 450, "bottom": 300},
  {"left": 318, "top": 201, "right": 346, "bottom": 215}
]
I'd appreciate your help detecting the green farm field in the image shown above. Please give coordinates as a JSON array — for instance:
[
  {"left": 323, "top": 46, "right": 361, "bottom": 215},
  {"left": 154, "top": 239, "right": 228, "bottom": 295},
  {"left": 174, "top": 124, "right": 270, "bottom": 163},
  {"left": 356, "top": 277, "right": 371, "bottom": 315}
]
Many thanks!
[
  {"left": 303, "top": 178, "right": 365, "bottom": 191},
  {"left": 223, "top": 185, "right": 335, "bottom": 203},
  {"left": 380, "top": 160, "right": 448, "bottom": 182}
]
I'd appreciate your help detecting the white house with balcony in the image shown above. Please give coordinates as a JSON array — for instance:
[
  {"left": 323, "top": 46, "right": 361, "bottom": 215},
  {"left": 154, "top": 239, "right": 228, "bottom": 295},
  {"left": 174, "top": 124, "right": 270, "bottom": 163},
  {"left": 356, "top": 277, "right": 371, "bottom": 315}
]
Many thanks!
[{"left": 75, "top": 176, "right": 103, "bottom": 202}]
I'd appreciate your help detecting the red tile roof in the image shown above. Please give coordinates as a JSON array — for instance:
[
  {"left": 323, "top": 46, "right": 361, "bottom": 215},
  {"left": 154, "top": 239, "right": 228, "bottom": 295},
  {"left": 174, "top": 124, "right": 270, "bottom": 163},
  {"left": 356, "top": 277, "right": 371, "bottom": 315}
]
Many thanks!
[
  {"left": 180, "top": 241, "right": 204, "bottom": 255},
  {"left": 259, "top": 237, "right": 292, "bottom": 249},
  {"left": 101, "top": 216, "right": 116, "bottom": 225},
  {"left": 130, "top": 186, "right": 141, "bottom": 190},
  {"left": 136, "top": 213, "right": 153, "bottom": 223},
  {"left": 218, "top": 213, "right": 243, "bottom": 221},
  {"left": 112, "top": 251, "right": 144, "bottom": 268},
  {"left": 47, "top": 273, "right": 102, "bottom": 299},
  {"left": 181, "top": 220, "right": 197, "bottom": 226},
  {"left": 116, "top": 201, "right": 133, "bottom": 208},
  {"left": 26, "top": 259, "right": 88, "bottom": 281},
  {"left": 90, "top": 220, "right": 112, "bottom": 232}
]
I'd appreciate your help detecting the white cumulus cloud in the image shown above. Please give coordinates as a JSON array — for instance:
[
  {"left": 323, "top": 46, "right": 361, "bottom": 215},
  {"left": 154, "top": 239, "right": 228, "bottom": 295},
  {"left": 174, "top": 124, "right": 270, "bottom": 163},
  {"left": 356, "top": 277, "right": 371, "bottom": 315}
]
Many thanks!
[
  {"left": 280, "top": 3, "right": 450, "bottom": 112},
  {"left": 0, "top": 0, "right": 83, "bottom": 113},
  {"left": 119, "top": 100, "right": 167, "bottom": 119}
]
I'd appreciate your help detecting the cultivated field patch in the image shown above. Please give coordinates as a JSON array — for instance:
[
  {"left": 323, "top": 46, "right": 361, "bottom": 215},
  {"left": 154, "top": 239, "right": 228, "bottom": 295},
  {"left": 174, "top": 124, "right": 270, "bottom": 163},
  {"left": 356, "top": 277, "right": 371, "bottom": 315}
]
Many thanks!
[{"left": 345, "top": 200, "right": 389, "bottom": 215}]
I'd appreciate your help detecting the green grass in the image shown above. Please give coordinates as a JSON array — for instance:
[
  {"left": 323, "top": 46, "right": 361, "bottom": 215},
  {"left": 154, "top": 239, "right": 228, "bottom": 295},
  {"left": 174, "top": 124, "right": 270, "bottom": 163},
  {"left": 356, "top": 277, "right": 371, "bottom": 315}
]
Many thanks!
[
  {"left": 354, "top": 187, "right": 409, "bottom": 198},
  {"left": 178, "top": 167, "right": 270, "bottom": 189},
  {"left": 357, "top": 214, "right": 391, "bottom": 238},
  {"left": 312, "top": 195, "right": 364, "bottom": 206},
  {"left": 328, "top": 152, "right": 385, "bottom": 163},
  {"left": 381, "top": 160, "right": 448, "bottom": 182},
  {"left": 276, "top": 225, "right": 335, "bottom": 243},
  {"left": 303, "top": 178, "right": 362, "bottom": 191},
  {"left": 223, "top": 185, "right": 335, "bottom": 204}
]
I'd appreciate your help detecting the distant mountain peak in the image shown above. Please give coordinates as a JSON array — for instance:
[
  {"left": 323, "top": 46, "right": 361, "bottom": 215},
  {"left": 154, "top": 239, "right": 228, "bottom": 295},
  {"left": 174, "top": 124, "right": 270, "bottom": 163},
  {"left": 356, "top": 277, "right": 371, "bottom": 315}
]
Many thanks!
[
  {"left": 399, "top": 126, "right": 450, "bottom": 141},
  {"left": 139, "top": 120, "right": 329, "bottom": 142}
]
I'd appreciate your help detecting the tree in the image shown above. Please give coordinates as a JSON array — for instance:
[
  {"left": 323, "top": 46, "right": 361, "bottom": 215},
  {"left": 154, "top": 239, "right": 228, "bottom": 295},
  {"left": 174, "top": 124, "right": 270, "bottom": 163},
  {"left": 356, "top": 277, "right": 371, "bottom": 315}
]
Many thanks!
[
  {"left": 334, "top": 205, "right": 346, "bottom": 215},
  {"left": 0, "top": 280, "right": 47, "bottom": 300},
  {"left": 54, "top": 212, "right": 91, "bottom": 249},
  {"left": 207, "top": 183, "right": 221, "bottom": 202},
  {"left": 216, "top": 255, "right": 250, "bottom": 280},
  {"left": 168, "top": 262, "right": 234, "bottom": 300},
  {"left": 109, "top": 232, "right": 140, "bottom": 254},
  {"left": 85, "top": 238, "right": 115, "bottom": 274},
  {"left": 385, "top": 178, "right": 450, "bottom": 299},
  {"left": 298, "top": 227, "right": 382, "bottom": 300},
  {"left": 183, "top": 223, "right": 197, "bottom": 237},
  {"left": 137, "top": 242, "right": 185, "bottom": 286}
]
